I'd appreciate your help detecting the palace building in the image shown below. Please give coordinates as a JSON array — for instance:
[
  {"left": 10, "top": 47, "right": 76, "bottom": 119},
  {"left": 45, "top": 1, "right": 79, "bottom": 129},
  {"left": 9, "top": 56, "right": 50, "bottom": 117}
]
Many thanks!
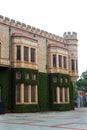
[{"left": 0, "top": 15, "right": 78, "bottom": 112}]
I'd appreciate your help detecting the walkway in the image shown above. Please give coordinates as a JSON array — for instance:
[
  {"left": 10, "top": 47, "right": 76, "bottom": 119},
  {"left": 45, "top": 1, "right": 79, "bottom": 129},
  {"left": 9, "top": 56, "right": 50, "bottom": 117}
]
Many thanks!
[{"left": 0, "top": 108, "right": 87, "bottom": 130}]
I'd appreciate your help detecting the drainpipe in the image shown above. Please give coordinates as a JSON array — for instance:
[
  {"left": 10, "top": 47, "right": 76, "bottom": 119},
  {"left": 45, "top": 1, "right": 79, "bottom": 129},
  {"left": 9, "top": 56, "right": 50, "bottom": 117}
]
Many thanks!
[
  {"left": 9, "top": 26, "right": 11, "bottom": 63},
  {"left": 8, "top": 26, "right": 12, "bottom": 111},
  {"left": 46, "top": 38, "right": 48, "bottom": 72}
]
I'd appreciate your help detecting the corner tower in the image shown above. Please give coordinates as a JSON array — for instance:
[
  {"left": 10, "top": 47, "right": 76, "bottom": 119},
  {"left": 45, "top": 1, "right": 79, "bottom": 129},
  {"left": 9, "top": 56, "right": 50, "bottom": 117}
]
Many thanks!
[{"left": 63, "top": 32, "right": 79, "bottom": 83}]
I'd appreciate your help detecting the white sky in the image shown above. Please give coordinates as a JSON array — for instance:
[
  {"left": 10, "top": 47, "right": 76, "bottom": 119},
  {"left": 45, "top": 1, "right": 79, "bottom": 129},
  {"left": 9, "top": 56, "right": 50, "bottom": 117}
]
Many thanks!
[{"left": 0, "top": 0, "right": 87, "bottom": 77}]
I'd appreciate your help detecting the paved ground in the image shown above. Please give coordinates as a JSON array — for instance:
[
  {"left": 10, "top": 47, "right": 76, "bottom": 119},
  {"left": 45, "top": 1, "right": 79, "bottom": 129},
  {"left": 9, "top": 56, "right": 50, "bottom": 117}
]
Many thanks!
[{"left": 0, "top": 107, "right": 87, "bottom": 130}]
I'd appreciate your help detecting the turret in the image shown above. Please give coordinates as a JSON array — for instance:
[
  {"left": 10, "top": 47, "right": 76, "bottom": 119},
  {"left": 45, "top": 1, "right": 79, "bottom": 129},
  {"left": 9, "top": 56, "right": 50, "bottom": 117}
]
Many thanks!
[{"left": 63, "top": 32, "right": 78, "bottom": 83}]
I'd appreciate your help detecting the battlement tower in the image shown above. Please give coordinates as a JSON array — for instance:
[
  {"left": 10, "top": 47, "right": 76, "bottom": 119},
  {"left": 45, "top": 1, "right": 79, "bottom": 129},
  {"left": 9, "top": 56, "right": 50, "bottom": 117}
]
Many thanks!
[{"left": 63, "top": 32, "right": 78, "bottom": 83}]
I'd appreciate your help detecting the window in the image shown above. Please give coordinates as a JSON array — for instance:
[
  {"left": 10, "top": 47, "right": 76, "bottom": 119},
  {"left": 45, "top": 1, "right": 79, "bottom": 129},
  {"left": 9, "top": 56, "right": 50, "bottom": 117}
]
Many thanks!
[
  {"left": 16, "top": 84, "right": 38, "bottom": 104},
  {"left": 60, "top": 88, "right": 63, "bottom": 102},
  {"left": 53, "top": 87, "right": 69, "bottom": 104},
  {"left": 31, "top": 85, "right": 35, "bottom": 102},
  {"left": 53, "top": 76, "right": 57, "bottom": 83},
  {"left": 25, "top": 72, "right": 29, "bottom": 79},
  {"left": 31, "top": 48, "right": 35, "bottom": 62},
  {"left": 65, "top": 88, "right": 69, "bottom": 102},
  {"left": 59, "top": 55, "right": 62, "bottom": 67},
  {"left": 63, "top": 56, "right": 67, "bottom": 68},
  {"left": 65, "top": 78, "right": 68, "bottom": 83},
  {"left": 24, "top": 46, "right": 28, "bottom": 61},
  {"left": 0, "top": 86, "right": 1, "bottom": 102},
  {"left": 16, "top": 72, "right": 21, "bottom": 79},
  {"left": 16, "top": 45, "right": 21, "bottom": 60},
  {"left": 71, "top": 59, "right": 75, "bottom": 71},
  {"left": 16, "top": 84, "right": 21, "bottom": 102},
  {"left": 32, "top": 73, "right": 36, "bottom": 80},
  {"left": 76, "top": 60, "right": 78, "bottom": 71},
  {"left": 53, "top": 87, "right": 57, "bottom": 102},
  {"left": 24, "top": 85, "right": 29, "bottom": 102},
  {"left": 53, "top": 54, "right": 56, "bottom": 67}
]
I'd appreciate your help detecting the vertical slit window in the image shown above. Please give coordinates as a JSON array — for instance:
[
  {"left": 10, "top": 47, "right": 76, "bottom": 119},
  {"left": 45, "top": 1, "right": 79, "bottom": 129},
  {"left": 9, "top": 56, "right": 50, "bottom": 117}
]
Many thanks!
[
  {"left": 54, "top": 87, "right": 57, "bottom": 102},
  {"left": 59, "top": 55, "right": 62, "bottom": 67},
  {"left": 65, "top": 88, "right": 68, "bottom": 102},
  {"left": 76, "top": 60, "right": 78, "bottom": 71},
  {"left": 63, "top": 56, "right": 67, "bottom": 68},
  {"left": 24, "top": 46, "right": 28, "bottom": 61},
  {"left": 16, "top": 45, "right": 21, "bottom": 60},
  {"left": 31, "top": 48, "right": 35, "bottom": 62},
  {"left": 71, "top": 59, "right": 75, "bottom": 71},
  {"left": 31, "top": 85, "right": 35, "bottom": 102},
  {"left": 24, "top": 85, "right": 28, "bottom": 102},
  {"left": 16, "top": 84, "right": 21, "bottom": 102},
  {"left": 60, "top": 88, "right": 63, "bottom": 102},
  {"left": 53, "top": 54, "right": 56, "bottom": 67}
]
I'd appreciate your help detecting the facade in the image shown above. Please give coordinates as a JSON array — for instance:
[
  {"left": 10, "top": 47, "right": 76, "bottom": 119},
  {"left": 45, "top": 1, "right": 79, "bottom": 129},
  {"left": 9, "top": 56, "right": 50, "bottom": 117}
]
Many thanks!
[{"left": 0, "top": 15, "right": 78, "bottom": 112}]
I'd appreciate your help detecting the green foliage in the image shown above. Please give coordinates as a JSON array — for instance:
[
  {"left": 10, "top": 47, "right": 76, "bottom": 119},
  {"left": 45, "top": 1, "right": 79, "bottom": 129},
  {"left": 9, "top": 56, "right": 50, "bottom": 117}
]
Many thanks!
[
  {"left": 76, "top": 70, "right": 87, "bottom": 92},
  {"left": 0, "top": 67, "right": 10, "bottom": 112},
  {"left": 0, "top": 67, "right": 74, "bottom": 112},
  {"left": 38, "top": 73, "right": 49, "bottom": 111},
  {"left": 73, "top": 84, "right": 78, "bottom": 101},
  {"left": 48, "top": 73, "right": 74, "bottom": 111}
]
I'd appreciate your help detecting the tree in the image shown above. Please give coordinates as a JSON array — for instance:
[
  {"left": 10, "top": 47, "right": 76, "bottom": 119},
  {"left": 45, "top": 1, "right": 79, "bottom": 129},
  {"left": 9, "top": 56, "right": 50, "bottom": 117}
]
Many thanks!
[
  {"left": 76, "top": 70, "right": 87, "bottom": 92},
  {"left": 73, "top": 84, "right": 78, "bottom": 101}
]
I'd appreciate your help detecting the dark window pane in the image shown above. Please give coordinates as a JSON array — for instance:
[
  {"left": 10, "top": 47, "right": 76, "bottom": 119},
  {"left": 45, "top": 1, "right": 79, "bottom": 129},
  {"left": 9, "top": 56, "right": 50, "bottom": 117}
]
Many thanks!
[
  {"left": 16, "top": 84, "right": 21, "bottom": 102},
  {"left": 31, "top": 85, "right": 35, "bottom": 102},
  {"left": 16, "top": 72, "right": 21, "bottom": 79},
  {"left": 60, "top": 88, "right": 63, "bottom": 102},
  {"left": 31, "top": 48, "right": 35, "bottom": 62},
  {"left": 65, "top": 88, "right": 68, "bottom": 102},
  {"left": 53, "top": 87, "right": 57, "bottom": 102},
  {"left": 71, "top": 59, "right": 75, "bottom": 70},
  {"left": 76, "top": 60, "right": 78, "bottom": 71},
  {"left": 24, "top": 46, "right": 28, "bottom": 61},
  {"left": 24, "top": 85, "right": 28, "bottom": 102},
  {"left": 63, "top": 56, "right": 67, "bottom": 68},
  {"left": 59, "top": 55, "right": 62, "bottom": 67},
  {"left": 53, "top": 54, "right": 56, "bottom": 67},
  {"left": 16, "top": 46, "right": 21, "bottom": 60}
]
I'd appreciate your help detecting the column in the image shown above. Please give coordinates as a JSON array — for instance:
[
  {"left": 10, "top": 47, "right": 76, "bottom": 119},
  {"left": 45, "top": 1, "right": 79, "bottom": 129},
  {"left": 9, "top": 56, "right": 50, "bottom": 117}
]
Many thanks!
[
  {"left": 57, "top": 87, "right": 60, "bottom": 103},
  {"left": 63, "top": 87, "right": 65, "bottom": 102},
  {"left": 20, "top": 83, "right": 24, "bottom": 103},
  {"left": 29, "top": 85, "right": 31, "bottom": 103},
  {"left": 67, "top": 88, "right": 70, "bottom": 102},
  {"left": 35, "top": 85, "right": 38, "bottom": 103}
]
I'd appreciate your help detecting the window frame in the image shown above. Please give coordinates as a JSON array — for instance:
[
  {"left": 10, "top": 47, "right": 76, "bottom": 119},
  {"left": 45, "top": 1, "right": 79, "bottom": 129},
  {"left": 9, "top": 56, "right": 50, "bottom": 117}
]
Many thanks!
[{"left": 16, "top": 84, "right": 38, "bottom": 104}]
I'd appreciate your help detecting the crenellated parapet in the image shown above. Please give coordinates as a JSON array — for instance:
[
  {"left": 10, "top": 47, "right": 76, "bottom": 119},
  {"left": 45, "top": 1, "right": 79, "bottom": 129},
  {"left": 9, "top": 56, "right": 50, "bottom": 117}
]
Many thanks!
[
  {"left": 63, "top": 31, "right": 77, "bottom": 40},
  {"left": 0, "top": 15, "right": 64, "bottom": 43}
]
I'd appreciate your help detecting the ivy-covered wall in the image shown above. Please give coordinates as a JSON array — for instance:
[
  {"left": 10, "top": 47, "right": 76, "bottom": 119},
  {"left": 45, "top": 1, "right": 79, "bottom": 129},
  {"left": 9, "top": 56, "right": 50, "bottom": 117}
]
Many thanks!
[
  {"left": 11, "top": 68, "right": 49, "bottom": 112},
  {"left": 48, "top": 73, "right": 74, "bottom": 111},
  {"left": 0, "top": 67, "right": 74, "bottom": 113},
  {"left": 38, "top": 73, "right": 49, "bottom": 111},
  {"left": 11, "top": 68, "right": 40, "bottom": 112},
  {"left": 0, "top": 67, "right": 10, "bottom": 112}
]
